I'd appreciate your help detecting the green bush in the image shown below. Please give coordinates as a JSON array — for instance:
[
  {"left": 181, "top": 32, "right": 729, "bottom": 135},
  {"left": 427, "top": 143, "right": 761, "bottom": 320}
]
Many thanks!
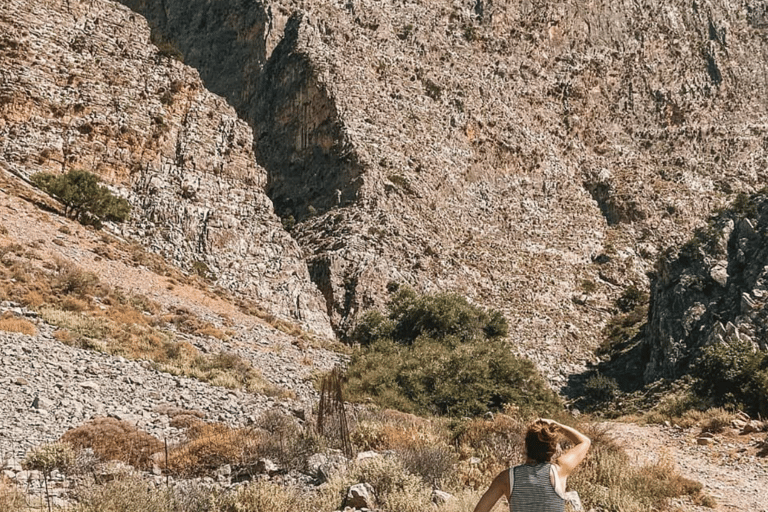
[
  {"left": 692, "top": 337, "right": 768, "bottom": 415},
  {"left": 616, "top": 285, "right": 648, "bottom": 314},
  {"left": 31, "top": 170, "right": 131, "bottom": 226},
  {"left": 584, "top": 374, "right": 620, "bottom": 402},
  {"left": 346, "top": 288, "right": 559, "bottom": 417},
  {"left": 356, "top": 287, "right": 508, "bottom": 346}
]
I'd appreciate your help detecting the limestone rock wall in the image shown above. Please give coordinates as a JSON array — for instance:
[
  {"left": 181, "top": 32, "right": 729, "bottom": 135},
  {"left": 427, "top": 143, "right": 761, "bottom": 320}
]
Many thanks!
[
  {"left": 644, "top": 195, "right": 768, "bottom": 382},
  {"left": 7, "top": 0, "right": 768, "bottom": 383},
  {"left": 0, "top": 0, "right": 333, "bottom": 337},
  {"left": 113, "top": 0, "right": 768, "bottom": 383}
]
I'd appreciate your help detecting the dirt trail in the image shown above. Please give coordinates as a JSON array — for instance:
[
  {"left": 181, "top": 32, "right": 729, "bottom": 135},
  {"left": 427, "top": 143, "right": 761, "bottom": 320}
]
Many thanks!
[{"left": 604, "top": 421, "right": 768, "bottom": 512}]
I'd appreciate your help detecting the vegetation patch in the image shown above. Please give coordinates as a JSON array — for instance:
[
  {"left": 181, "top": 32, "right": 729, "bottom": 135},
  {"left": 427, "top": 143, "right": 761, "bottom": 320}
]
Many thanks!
[
  {"left": 692, "top": 336, "right": 768, "bottom": 416},
  {"left": 0, "top": 311, "right": 36, "bottom": 335},
  {"left": 346, "top": 287, "right": 560, "bottom": 417},
  {"left": 31, "top": 169, "right": 131, "bottom": 227},
  {"left": 61, "top": 417, "right": 164, "bottom": 470}
]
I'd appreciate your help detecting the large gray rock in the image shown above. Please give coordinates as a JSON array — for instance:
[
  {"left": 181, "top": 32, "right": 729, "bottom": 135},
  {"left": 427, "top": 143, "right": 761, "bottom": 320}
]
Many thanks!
[{"left": 345, "top": 482, "right": 376, "bottom": 510}]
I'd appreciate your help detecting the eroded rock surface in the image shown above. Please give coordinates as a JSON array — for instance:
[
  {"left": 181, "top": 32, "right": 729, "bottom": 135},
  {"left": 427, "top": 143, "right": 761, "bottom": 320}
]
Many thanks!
[
  {"left": 644, "top": 193, "right": 768, "bottom": 382},
  {"left": 115, "top": 0, "right": 768, "bottom": 383},
  {"left": 0, "top": 0, "right": 332, "bottom": 337}
]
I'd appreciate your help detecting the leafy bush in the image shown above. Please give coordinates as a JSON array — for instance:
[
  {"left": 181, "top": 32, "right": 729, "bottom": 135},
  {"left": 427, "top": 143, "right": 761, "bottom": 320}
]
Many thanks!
[
  {"left": 31, "top": 169, "right": 130, "bottom": 226},
  {"left": 347, "top": 288, "right": 558, "bottom": 417},
  {"left": 692, "top": 337, "right": 768, "bottom": 415},
  {"left": 584, "top": 373, "right": 620, "bottom": 402}
]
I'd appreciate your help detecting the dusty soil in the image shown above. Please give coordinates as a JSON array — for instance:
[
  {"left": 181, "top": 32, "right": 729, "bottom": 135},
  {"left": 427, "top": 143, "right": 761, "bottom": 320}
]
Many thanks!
[{"left": 605, "top": 421, "right": 768, "bottom": 512}]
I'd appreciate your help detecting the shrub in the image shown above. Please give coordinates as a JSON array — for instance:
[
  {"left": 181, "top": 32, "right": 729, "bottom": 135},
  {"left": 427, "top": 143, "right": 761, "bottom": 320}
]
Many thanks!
[
  {"left": 452, "top": 413, "right": 526, "bottom": 486},
  {"left": 31, "top": 169, "right": 130, "bottom": 226},
  {"left": 616, "top": 285, "right": 648, "bottom": 313},
  {"left": 60, "top": 417, "right": 164, "bottom": 470},
  {"left": 71, "top": 475, "right": 175, "bottom": 512},
  {"left": 223, "top": 480, "right": 310, "bottom": 512},
  {"left": 584, "top": 373, "right": 620, "bottom": 402},
  {"left": 52, "top": 260, "right": 100, "bottom": 297},
  {"left": 23, "top": 442, "right": 75, "bottom": 475},
  {"left": 320, "top": 455, "right": 432, "bottom": 512},
  {"left": 692, "top": 337, "right": 768, "bottom": 415},
  {"left": 167, "top": 422, "right": 261, "bottom": 476},
  {"left": 253, "top": 410, "right": 321, "bottom": 471},
  {"left": 397, "top": 442, "right": 457, "bottom": 487},
  {"left": 347, "top": 288, "right": 555, "bottom": 417},
  {"left": 347, "top": 337, "right": 560, "bottom": 417}
]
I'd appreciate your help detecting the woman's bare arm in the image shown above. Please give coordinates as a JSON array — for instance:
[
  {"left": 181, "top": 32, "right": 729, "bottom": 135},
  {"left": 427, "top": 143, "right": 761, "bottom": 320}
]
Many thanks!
[
  {"left": 539, "top": 418, "right": 591, "bottom": 478},
  {"left": 472, "top": 469, "right": 509, "bottom": 512}
]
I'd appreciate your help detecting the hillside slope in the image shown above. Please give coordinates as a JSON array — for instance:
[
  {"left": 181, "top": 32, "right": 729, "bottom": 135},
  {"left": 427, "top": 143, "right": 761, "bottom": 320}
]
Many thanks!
[
  {"left": 5, "top": 0, "right": 768, "bottom": 386},
  {"left": 116, "top": 0, "right": 768, "bottom": 383},
  {"left": 0, "top": 0, "right": 332, "bottom": 337}
]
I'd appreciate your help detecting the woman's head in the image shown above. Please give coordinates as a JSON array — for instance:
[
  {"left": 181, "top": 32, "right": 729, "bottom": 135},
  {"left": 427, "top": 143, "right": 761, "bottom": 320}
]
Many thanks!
[{"left": 525, "top": 420, "right": 559, "bottom": 463}]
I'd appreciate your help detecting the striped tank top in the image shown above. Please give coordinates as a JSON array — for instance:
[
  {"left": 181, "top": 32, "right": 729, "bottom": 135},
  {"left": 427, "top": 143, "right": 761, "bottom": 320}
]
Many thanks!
[{"left": 508, "top": 462, "right": 565, "bottom": 512}]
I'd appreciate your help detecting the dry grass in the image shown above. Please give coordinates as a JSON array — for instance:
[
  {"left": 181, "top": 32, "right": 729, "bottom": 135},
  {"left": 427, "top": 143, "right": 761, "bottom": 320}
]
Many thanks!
[
  {"left": 568, "top": 423, "right": 713, "bottom": 511},
  {"left": 452, "top": 412, "right": 526, "bottom": 488},
  {"left": 0, "top": 313, "right": 36, "bottom": 335},
  {"left": 61, "top": 417, "right": 164, "bottom": 470},
  {"left": 166, "top": 422, "right": 263, "bottom": 476},
  {"left": 0, "top": 477, "right": 26, "bottom": 512},
  {"left": 194, "top": 324, "right": 228, "bottom": 340}
]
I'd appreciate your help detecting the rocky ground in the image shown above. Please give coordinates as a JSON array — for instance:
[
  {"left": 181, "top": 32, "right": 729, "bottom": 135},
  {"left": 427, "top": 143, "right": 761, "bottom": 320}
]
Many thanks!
[{"left": 606, "top": 421, "right": 768, "bottom": 512}]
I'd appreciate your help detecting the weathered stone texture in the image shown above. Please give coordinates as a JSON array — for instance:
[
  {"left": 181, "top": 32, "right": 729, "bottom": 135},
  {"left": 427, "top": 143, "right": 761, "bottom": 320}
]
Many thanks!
[
  {"left": 0, "top": 0, "right": 333, "bottom": 337},
  {"left": 644, "top": 196, "right": 768, "bottom": 382},
  {"left": 8, "top": 0, "right": 768, "bottom": 383}
]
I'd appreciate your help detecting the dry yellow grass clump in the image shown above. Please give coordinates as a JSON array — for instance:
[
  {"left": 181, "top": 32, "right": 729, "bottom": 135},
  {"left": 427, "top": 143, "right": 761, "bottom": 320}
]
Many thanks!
[
  {"left": 60, "top": 417, "right": 164, "bottom": 470},
  {"left": 166, "top": 422, "right": 262, "bottom": 476},
  {"left": 0, "top": 312, "right": 36, "bottom": 335},
  {"left": 0, "top": 477, "right": 26, "bottom": 512}
]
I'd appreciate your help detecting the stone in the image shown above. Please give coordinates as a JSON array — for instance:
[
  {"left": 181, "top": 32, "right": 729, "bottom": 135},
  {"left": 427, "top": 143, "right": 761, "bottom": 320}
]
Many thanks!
[
  {"left": 432, "top": 489, "right": 454, "bottom": 505},
  {"left": 255, "top": 459, "right": 279, "bottom": 476},
  {"left": 355, "top": 451, "right": 380, "bottom": 463},
  {"left": 80, "top": 381, "right": 100, "bottom": 391},
  {"left": 345, "top": 483, "right": 375, "bottom": 510}
]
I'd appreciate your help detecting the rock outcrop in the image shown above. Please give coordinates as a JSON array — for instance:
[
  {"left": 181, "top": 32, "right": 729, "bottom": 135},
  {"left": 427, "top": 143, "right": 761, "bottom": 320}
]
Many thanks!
[
  {"left": 0, "top": 0, "right": 332, "bottom": 337},
  {"left": 643, "top": 192, "right": 768, "bottom": 382},
  {"left": 6, "top": 0, "right": 768, "bottom": 383},
  {"left": 114, "top": 0, "right": 768, "bottom": 382}
]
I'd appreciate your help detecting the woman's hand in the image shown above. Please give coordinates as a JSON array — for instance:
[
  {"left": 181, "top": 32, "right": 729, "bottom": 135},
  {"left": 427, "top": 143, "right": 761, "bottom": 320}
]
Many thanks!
[{"left": 537, "top": 418, "right": 559, "bottom": 429}]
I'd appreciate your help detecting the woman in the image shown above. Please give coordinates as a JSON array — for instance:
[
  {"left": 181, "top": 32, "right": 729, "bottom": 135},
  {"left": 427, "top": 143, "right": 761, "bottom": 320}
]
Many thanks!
[{"left": 472, "top": 418, "right": 591, "bottom": 512}]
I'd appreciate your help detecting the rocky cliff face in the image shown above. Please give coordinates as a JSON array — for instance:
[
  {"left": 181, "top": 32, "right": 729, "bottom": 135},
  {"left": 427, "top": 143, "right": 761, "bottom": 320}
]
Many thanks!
[
  {"left": 0, "top": 0, "right": 333, "bottom": 337},
  {"left": 643, "top": 193, "right": 768, "bottom": 383},
  {"left": 112, "top": 0, "right": 768, "bottom": 383},
  {"left": 6, "top": 0, "right": 768, "bottom": 384}
]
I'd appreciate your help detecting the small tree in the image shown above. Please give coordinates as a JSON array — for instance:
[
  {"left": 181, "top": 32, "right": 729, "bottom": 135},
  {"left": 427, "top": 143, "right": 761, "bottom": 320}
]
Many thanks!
[
  {"left": 347, "top": 287, "right": 560, "bottom": 417},
  {"left": 31, "top": 170, "right": 131, "bottom": 226}
]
